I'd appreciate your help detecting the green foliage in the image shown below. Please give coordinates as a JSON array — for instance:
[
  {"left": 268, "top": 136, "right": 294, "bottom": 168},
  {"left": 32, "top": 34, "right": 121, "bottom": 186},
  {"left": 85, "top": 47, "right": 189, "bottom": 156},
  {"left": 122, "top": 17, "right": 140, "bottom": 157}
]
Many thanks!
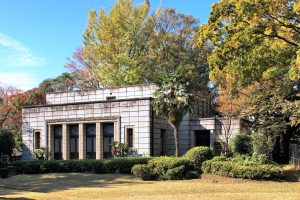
[
  {"left": 14, "top": 157, "right": 152, "bottom": 174},
  {"left": 22, "top": 161, "right": 43, "bottom": 174},
  {"left": 132, "top": 156, "right": 198, "bottom": 181},
  {"left": 131, "top": 164, "right": 155, "bottom": 181},
  {"left": 199, "top": 0, "right": 300, "bottom": 163},
  {"left": 202, "top": 156, "right": 284, "bottom": 180},
  {"left": 211, "top": 140, "right": 223, "bottom": 156},
  {"left": 183, "top": 146, "right": 213, "bottom": 171},
  {"left": 67, "top": 0, "right": 209, "bottom": 89},
  {"left": 251, "top": 132, "right": 274, "bottom": 159},
  {"left": 111, "top": 141, "right": 136, "bottom": 157},
  {"left": 104, "top": 157, "right": 150, "bottom": 174},
  {"left": 39, "top": 72, "right": 76, "bottom": 93},
  {"left": 230, "top": 134, "right": 253, "bottom": 155},
  {"left": 0, "top": 128, "right": 15, "bottom": 156}
]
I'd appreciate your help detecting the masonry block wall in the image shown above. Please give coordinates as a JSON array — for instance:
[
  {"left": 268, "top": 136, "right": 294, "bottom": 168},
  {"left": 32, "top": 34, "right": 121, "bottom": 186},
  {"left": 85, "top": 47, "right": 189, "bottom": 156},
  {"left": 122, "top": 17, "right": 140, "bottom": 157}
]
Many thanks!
[
  {"left": 23, "top": 84, "right": 157, "bottom": 159},
  {"left": 22, "top": 84, "right": 240, "bottom": 159}
]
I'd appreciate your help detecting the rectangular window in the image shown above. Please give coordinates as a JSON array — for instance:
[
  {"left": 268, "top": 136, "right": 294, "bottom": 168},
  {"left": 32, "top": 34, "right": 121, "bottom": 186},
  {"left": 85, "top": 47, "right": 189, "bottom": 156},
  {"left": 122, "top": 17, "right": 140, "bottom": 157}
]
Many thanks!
[
  {"left": 103, "top": 123, "right": 114, "bottom": 158},
  {"left": 54, "top": 125, "right": 62, "bottom": 160},
  {"left": 127, "top": 128, "right": 133, "bottom": 148},
  {"left": 125, "top": 126, "right": 134, "bottom": 148},
  {"left": 69, "top": 124, "right": 79, "bottom": 159},
  {"left": 86, "top": 124, "right": 96, "bottom": 159},
  {"left": 34, "top": 131, "right": 40, "bottom": 149},
  {"left": 160, "top": 129, "right": 167, "bottom": 156}
]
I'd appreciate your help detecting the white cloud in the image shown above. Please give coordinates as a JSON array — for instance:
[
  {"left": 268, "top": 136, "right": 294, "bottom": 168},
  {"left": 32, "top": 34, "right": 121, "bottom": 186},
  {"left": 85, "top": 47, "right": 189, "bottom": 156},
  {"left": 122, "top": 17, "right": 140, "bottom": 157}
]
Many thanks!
[
  {"left": 0, "top": 72, "right": 38, "bottom": 91},
  {"left": 0, "top": 32, "right": 45, "bottom": 67}
]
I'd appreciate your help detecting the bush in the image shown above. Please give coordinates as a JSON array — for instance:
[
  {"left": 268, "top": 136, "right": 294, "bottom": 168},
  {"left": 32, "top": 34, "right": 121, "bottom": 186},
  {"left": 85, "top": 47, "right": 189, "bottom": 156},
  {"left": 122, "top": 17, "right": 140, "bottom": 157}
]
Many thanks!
[
  {"left": 251, "top": 132, "right": 273, "bottom": 159},
  {"left": 202, "top": 156, "right": 284, "bottom": 180},
  {"left": 132, "top": 156, "right": 198, "bottom": 181},
  {"left": 43, "top": 160, "right": 64, "bottom": 173},
  {"left": 14, "top": 157, "right": 152, "bottom": 174},
  {"left": 16, "top": 160, "right": 44, "bottom": 174},
  {"left": 230, "top": 134, "right": 252, "bottom": 155},
  {"left": 211, "top": 141, "right": 222, "bottom": 156},
  {"left": 183, "top": 146, "right": 213, "bottom": 171},
  {"left": 0, "top": 167, "right": 8, "bottom": 178},
  {"left": 131, "top": 164, "right": 155, "bottom": 180},
  {"left": 0, "top": 128, "right": 15, "bottom": 156},
  {"left": 104, "top": 157, "right": 151, "bottom": 174}
]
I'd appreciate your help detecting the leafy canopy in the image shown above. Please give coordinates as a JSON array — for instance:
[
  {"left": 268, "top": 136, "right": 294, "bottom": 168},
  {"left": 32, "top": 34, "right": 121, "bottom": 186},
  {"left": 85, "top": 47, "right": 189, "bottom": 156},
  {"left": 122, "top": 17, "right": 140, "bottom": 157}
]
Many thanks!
[{"left": 66, "top": 0, "right": 210, "bottom": 89}]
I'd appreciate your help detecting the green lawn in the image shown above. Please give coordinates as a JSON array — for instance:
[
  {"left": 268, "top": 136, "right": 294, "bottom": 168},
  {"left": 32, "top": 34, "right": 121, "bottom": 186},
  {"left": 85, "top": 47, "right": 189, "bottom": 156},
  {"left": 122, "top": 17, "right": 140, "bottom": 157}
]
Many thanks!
[{"left": 0, "top": 172, "right": 299, "bottom": 200}]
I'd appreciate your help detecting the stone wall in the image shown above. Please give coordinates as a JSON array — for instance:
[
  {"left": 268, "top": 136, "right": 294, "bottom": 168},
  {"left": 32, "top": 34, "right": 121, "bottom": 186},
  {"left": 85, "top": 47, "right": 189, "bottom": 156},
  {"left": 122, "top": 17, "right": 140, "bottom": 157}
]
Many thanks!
[
  {"left": 22, "top": 98, "right": 152, "bottom": 159},
  {"left": 152, "top": 115, "right": 241, "bottom": 156}
]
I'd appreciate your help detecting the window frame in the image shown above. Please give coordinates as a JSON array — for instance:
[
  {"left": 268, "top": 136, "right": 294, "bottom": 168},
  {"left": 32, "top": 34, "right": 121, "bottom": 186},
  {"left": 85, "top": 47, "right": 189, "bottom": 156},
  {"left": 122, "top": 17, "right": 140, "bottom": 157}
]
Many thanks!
[
  {"left": 124, "top": 125, "right": 135, "bottom": 148},
  {"left": 34, "top": 130, "right": 41, "bottom": 150},
  {"left": 86, "top": 123, "right": 96, "bottom": 159}
]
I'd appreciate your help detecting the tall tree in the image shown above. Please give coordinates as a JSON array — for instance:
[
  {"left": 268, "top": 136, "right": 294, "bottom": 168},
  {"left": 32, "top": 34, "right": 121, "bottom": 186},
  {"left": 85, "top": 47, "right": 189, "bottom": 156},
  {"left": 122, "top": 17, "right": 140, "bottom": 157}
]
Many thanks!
[
  {"left": 79, "top": 0, "right": 154, "bottom": 87},
  {"left": 65, "top": 48, "right": 102, "bottom": 89},
  {"left": 152, "top": 67, "right": 195, "bottom": 156},
  {"left": 199, "top": 0, "right": 300, "bottom": 161},
  {"left": 0, "top": 84, "right": 45, "bottom": 134},
  {"left": 39, "top": 72, "right": 76, "bottom": 93},
  {"left": 66, "top": 0, "right": 210, "bottom": 90}
]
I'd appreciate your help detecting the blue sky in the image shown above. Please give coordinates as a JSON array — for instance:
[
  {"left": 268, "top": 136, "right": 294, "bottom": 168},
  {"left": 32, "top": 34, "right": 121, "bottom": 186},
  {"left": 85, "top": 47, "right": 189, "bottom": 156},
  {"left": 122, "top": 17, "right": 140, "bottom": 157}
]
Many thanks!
[{"left": 0, "top": 0, "right": 217, "bottom": 90}]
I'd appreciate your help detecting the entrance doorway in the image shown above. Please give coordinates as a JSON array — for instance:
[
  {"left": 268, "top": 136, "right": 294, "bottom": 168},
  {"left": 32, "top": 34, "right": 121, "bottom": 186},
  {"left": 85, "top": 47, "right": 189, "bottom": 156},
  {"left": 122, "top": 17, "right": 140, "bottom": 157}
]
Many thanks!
[{"left": 194, "top": 130, "right": 210, "bottom": 147}]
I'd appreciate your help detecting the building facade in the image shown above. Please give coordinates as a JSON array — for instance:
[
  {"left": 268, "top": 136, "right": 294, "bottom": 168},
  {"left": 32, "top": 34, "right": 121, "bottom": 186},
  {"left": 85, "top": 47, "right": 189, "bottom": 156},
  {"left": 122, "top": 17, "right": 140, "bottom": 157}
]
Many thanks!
[{"left": 22, "top": 84, "right": 240, "bottom": 160}]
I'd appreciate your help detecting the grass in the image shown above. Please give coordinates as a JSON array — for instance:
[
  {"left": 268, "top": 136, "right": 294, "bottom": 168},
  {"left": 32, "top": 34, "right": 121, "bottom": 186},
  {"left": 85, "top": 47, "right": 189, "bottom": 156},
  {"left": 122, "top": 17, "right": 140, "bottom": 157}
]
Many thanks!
[{"left": 0, "top": 170, "right": 299, "bottom": 200}]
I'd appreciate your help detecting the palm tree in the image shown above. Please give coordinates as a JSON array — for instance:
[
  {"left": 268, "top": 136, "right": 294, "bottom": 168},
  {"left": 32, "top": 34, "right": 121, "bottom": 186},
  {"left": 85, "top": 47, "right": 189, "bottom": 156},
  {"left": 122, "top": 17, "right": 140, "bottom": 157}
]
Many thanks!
[{"left": 152, "top": 67, "right": 195, "bottom": 156}]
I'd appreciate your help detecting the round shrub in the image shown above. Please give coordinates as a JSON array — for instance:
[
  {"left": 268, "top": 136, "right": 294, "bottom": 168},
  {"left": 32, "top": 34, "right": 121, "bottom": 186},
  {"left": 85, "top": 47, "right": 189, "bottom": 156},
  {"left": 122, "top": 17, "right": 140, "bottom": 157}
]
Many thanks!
[
  {"left": 183, "top": 146, "right": 213, "bottom": 171},
  {"left": 0, "top": 128, "right": 15, "bottom": 156},
  {"left": 132, "top": 157, "right": 198, "bottom": 181},
  {"left": 230, "top": 134, "right": 252, "bottom": 155},
  {"left": 131, "top": 164, "right": 156, "bottom": 180}
]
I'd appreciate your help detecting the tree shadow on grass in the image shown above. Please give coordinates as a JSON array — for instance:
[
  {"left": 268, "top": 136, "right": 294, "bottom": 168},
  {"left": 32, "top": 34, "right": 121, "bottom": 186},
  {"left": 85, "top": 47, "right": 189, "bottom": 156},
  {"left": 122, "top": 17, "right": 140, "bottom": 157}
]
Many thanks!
[{"left": 0, "top": 173, "right": 151, "bottom": 196}]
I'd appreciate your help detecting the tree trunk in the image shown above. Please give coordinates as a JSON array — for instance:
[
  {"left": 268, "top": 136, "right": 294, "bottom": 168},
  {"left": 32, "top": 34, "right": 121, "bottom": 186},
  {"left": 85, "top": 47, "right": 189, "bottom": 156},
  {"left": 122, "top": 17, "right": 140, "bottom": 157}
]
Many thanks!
[{"left": 170, "top": 122, "right": 179, "bottom": 156}]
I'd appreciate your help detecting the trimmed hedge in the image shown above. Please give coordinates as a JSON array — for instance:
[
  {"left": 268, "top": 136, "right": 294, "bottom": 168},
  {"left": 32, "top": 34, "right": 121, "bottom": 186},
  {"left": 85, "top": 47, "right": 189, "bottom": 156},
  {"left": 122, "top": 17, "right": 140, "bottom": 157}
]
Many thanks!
[
  {"left": 131, "top": 157, "right": 198, "bottom": 181},
  {"left": 202, "top": 156, "right": 284, "bottom": 180},
  {"left": 183, "top": 146, "right": 213, "bottom": 171},
  {"left": 14, "top": 157, "right": 152, "bottom": 174}
]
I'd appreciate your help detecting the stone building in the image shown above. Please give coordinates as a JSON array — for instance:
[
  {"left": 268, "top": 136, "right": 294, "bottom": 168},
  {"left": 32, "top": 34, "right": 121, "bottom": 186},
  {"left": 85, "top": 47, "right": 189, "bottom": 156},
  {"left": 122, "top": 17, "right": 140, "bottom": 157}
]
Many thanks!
[{"left": 22, "top": 84, "right": 240, "bottom": 160}]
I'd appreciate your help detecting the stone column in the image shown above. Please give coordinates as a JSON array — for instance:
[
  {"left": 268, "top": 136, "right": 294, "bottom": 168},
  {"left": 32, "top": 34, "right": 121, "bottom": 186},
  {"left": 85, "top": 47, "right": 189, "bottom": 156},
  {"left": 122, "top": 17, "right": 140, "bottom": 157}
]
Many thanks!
[
  {"left": 48, "top": 125, "right": 54, "bottom": 160},
  {"left": 62, "top": 124, "right": 70, "bottom": 160},
  {"left": 79, "top": 123, "right": 86, "bottom": 159},
  {"left": 114, "top": 118, "right": 120, "bottom": 142},
  {"left": 96, "top": 122, "right": 103, "bottom": 159}
]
